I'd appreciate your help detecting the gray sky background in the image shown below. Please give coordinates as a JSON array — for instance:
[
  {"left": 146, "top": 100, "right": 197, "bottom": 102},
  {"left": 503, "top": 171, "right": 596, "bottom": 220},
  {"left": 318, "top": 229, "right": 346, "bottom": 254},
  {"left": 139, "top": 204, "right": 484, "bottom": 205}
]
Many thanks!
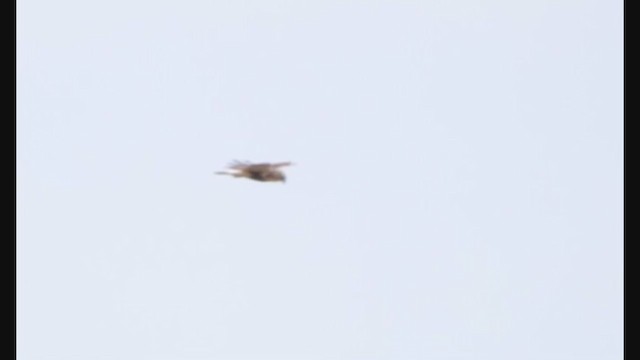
[{"left": 17, "top": 1, "right": 623, "bottom": 359}]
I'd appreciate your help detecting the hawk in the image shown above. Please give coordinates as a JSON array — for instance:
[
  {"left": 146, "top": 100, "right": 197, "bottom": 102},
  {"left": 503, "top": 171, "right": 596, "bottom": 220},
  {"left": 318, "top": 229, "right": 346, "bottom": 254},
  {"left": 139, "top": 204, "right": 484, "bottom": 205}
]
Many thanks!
[{"left": 215, "top": 160, "right": 293, "bottom": 183}]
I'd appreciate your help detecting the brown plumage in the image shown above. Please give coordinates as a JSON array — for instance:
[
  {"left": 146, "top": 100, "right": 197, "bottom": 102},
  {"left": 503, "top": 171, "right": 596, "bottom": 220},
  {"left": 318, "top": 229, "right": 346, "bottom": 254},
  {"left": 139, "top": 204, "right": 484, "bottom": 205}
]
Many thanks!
[{"left": 215, "top": 160, "right": 293, "bottom": 183}]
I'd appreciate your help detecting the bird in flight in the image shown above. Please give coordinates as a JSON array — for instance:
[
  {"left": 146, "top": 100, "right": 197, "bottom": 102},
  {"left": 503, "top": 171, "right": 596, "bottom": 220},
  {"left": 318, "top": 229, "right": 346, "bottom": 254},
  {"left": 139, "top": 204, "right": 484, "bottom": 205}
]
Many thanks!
[{"left": 215, "top": 160, "right": 293, "bottom": 183}]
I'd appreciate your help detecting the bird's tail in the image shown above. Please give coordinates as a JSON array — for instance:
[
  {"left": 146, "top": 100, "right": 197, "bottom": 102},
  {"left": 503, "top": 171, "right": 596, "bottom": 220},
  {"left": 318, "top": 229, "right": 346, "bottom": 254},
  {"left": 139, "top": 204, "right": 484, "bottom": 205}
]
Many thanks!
[{"left": 215, "top": 171, "right": 242, "bottom": 177}]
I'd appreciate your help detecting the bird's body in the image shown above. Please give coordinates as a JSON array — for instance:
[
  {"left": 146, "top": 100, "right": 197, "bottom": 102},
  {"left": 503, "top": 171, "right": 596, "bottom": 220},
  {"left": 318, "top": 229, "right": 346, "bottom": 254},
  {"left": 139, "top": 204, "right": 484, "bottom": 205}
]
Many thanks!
[{"left": 215, "top": 160, "right": 292, "bottom": 183}]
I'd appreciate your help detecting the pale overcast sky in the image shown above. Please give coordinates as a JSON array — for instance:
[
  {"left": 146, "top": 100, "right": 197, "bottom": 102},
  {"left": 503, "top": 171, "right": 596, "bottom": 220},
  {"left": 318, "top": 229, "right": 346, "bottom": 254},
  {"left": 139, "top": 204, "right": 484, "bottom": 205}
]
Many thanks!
[{"left": 17, "top": 1, "right": 623, "bottom": 359}]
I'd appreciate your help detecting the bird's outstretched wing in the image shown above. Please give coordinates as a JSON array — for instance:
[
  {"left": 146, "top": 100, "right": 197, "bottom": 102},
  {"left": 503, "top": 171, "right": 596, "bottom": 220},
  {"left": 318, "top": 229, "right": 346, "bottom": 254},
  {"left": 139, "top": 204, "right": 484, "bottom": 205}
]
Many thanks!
[
  {"left": 216, "top": 160, "right": 293, "bottom": 182},
  {"left": 227, "top": 160, "right": 292, "bottom": 170},
  {"left": 227, "top": 160, "right": 253, "bottom": 170},
  {"left": 269, "top": 162, "right": 293, "bottom": 168}
]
